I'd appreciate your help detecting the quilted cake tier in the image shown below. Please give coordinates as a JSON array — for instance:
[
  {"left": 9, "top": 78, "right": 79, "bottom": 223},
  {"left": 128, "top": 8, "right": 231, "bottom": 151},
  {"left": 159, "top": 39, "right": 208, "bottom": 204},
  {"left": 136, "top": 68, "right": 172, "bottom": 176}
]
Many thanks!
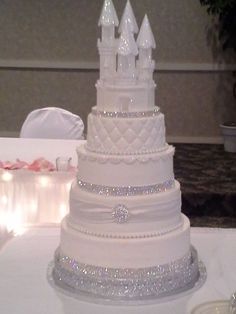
[{"left": 87, "top": 107, "right": 166, "bottom": 154}]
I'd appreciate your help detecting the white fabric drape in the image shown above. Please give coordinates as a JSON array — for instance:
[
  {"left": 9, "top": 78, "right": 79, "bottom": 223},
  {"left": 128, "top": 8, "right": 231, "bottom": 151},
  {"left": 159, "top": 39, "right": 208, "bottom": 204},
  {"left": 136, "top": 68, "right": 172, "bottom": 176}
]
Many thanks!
[{"left": 20, "top": 107, "right": 84, "bottom": 140}]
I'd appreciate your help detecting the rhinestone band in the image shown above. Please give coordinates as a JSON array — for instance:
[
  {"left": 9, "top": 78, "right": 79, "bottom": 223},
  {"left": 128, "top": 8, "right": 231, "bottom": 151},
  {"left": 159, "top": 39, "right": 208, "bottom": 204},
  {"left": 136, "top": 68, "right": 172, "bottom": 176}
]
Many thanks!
[
  {"left": 92, "top": 107, "right": 160, "bottom": 118},
  {"left": 52, "top": 246, "right": 202, "bottom": 301},
  {"left": 77, "top": 179, "right": 175, "bottom": 196}
]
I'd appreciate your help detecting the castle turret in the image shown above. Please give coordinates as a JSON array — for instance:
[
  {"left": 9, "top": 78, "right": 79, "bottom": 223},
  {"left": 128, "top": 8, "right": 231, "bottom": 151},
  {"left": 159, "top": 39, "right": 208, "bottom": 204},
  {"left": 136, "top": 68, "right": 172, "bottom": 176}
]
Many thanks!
[
  {"left": 98, "top": 0, "right": 119, "bottom": 80},
  {"left": 117, "top": 23, "right": 138, "bottom": 82},
  {"left": 137, "top": 15, "right": 156, "bottom": 82},
  {"left": 118, "top": 0, "right": 139, "bottom": 35},
  {"left": 98, "top": 0, "right": 119, "bottom": 43}
]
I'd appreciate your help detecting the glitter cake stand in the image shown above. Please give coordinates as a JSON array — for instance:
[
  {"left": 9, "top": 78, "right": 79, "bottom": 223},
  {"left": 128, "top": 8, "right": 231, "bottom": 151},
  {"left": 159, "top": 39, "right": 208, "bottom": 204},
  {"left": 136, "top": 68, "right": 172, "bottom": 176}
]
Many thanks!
[{"left": 49, "top": 246, "right": 206, "bottom": 304}]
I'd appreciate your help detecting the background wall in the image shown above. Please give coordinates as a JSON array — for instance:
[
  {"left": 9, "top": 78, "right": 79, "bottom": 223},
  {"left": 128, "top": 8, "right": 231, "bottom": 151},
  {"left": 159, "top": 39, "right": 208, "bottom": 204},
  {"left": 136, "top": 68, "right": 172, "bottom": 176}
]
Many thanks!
[{"left": 0, "top": 0, "right": 235, "bottom": 142}]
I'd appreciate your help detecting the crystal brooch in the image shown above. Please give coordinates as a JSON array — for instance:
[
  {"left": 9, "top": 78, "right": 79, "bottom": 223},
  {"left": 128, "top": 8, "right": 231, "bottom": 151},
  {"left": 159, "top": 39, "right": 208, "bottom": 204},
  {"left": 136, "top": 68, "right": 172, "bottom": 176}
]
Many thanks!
[{"left": 112, "top": 204, "right": 129, "bottom": 224}]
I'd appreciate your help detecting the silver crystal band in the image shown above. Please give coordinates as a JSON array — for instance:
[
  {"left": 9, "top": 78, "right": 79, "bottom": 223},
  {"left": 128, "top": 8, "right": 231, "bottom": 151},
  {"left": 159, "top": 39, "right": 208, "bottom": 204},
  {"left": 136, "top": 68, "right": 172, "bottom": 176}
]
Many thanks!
[
  {"left": 77, "top": 179, "right": 175, "bottom": 196},
  {"left": 52, "top": 246, "right": 202, "bottom": 301},
  {"left": 92, "top": 107, "right": 160, "bottom": 118}
]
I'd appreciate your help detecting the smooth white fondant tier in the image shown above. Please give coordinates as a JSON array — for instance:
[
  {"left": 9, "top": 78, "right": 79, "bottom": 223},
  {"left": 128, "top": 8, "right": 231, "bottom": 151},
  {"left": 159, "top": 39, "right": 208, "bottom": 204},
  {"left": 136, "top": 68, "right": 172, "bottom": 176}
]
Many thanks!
[
  {"left": 87, "top": 109, "right": 166, "bottom": 154},
  {"left": 69, "top": 180, "right": 182, "bottom": 237},
  {"left": 96, "top": 80, "right": 156, "bottom": 111},
  {"left": 77, "top": 143, "right": 175, "bottom": 187},
  {"left": 60, "top": 214, "right": 190, "bottom": 268}
]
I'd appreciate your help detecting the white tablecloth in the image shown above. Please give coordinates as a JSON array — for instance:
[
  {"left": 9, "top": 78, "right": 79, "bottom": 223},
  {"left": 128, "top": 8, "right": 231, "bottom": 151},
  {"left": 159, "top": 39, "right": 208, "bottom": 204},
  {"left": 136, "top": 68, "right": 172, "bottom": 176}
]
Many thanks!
[
  {"left": 0, "top": 138, "right": 85, "bottom": 233},
  {"left": 0, "top": 138, "right": 85, "bottom": 165},
  {"left": 0, "top": 227, "right": 235, "bottom": 314},
  {"left": 0, "top": 170, "right": 75, "bottom": 231}
]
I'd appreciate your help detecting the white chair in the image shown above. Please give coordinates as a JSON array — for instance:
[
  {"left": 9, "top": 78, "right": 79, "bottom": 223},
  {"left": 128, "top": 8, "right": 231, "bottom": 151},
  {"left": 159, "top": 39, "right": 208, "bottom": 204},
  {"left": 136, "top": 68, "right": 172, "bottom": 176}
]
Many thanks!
[{"left": 20, "top": 107, "right": 84, "bottom": 140}]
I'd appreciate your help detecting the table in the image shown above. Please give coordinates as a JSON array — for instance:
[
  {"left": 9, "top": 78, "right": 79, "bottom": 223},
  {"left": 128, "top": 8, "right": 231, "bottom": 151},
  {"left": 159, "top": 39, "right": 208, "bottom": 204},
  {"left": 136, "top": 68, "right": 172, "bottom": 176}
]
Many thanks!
[
  {"left": 0, "top": 170, "right": 75, "bottom": 232},
  {"left": 0, "top": 227, "right": 235, "bottom": 314},
  {"left": 0, "top": 137, "right": 82, "bottom": 165},
  {"left": 0, "top": 138, "right": 85, "bottom": 233}
]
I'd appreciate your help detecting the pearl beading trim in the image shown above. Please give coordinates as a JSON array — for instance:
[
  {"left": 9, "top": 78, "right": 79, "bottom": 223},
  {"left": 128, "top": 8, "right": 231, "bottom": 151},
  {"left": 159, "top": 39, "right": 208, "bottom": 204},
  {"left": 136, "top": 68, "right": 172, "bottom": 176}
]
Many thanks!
[
  {"left": 92, "top": 107, "right": 160, "bottom": 118},
  {"left": 77, "top": 145, "right": 174, "bottom": 164},
  {"left": 67, "top": 219, "right": 184, "bottom": 239},
  {"left": 77, "top": 179, "right": 175, "bottom": 196},
  {"left": 52, "top": 246, "right": 202, "bottom": 301},
  {"left": 86, "top": 143, "right": 169, "bottom": 156}
]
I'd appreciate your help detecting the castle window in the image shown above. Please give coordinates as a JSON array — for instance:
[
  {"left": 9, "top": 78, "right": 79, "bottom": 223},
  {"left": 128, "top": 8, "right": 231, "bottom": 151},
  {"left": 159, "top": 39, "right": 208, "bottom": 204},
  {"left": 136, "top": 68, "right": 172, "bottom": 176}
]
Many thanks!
[{"left": 118, "top": 96, "right": 133, "bottom": 112}]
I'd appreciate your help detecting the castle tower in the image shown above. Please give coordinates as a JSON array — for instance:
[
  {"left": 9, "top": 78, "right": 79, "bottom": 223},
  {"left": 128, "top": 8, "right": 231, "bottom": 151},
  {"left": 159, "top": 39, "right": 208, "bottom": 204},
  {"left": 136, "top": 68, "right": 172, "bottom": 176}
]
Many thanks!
[
  {"left": 117, "top": 0, "right": 138, "bottom": 84},
  {"left": 98, "top": 0, "right": 119, "bottom": 80},
  {"left": 118, "top": 0, "right": 139, "bottom": 34},
  {"left": 137, "top": 14, "right": 156, "bottom": 82},
  {"left": 117, "top": 23, "right": 138, "bottom": 82}
]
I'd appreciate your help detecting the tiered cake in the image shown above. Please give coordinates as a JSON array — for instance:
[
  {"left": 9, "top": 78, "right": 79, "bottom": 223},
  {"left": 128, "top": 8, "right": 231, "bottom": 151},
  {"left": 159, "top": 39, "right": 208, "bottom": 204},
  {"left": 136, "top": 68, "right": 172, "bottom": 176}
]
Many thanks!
[{"left": 52, "top": 0, "right": 202, "bottom": 301}]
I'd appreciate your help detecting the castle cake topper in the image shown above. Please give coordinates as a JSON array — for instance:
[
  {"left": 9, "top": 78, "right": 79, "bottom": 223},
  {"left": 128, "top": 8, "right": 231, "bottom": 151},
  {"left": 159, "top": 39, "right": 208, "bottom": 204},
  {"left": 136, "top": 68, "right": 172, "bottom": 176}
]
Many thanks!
[{"left": 97, "top": 0, "right": 157, "bottom": 112}]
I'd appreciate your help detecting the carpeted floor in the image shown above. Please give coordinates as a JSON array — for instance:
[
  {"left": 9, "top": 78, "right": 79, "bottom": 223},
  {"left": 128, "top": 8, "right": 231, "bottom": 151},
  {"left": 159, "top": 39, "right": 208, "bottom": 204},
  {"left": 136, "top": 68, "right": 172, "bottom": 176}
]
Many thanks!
[
  {"left": 190, "top": 216, "right": 236, "bottom": 228},
  {"left": 173, "top": 143, "right": 236, "bottom": 227}
]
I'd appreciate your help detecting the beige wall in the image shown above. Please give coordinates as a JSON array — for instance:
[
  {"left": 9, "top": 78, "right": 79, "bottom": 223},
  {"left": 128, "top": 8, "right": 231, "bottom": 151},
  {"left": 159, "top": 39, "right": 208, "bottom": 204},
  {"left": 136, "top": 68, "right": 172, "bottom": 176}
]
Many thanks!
[{"left": 0, "top": 0, "right": 235, "bottom": 141}]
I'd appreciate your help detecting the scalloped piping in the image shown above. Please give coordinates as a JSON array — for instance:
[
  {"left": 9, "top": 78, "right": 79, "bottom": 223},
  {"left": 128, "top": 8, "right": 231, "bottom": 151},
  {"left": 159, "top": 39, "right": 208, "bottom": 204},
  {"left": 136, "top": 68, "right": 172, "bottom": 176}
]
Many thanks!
[{"left": 77, "top": 145, "right": 175, "bottom": 165}]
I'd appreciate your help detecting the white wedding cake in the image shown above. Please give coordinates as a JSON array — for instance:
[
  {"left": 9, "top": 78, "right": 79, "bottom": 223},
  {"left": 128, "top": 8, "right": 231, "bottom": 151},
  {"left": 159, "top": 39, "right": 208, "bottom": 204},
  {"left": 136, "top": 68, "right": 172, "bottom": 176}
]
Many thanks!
[{"left": 52, "top": 0, "right": 202, "bottom": 301}]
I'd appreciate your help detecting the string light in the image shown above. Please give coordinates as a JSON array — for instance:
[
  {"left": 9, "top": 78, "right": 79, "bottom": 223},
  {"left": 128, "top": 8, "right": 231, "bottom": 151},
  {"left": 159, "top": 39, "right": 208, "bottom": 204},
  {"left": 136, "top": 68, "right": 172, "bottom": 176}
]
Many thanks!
[
  {"left": 38, "top": 175, "right": 50, "bottom": 187},
  {"left": 1, "top": 171, "right": 13, "bottom": 182}
]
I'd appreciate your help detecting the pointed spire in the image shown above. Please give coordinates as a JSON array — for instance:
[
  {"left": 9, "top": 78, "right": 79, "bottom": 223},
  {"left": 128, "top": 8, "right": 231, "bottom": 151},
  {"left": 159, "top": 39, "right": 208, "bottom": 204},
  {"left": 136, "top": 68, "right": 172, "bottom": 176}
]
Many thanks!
[
  {"left": 98, "top": 0, "right": 119, "bottom": 27},
  {"left": 118, "top": 23, "right": 138, "bottom": 56},
  {"left": 137, "top": 15, "right": 156, "bottom": 49},
  {"left": 118, "top": 0, "right": 138, "bottom": 34}
]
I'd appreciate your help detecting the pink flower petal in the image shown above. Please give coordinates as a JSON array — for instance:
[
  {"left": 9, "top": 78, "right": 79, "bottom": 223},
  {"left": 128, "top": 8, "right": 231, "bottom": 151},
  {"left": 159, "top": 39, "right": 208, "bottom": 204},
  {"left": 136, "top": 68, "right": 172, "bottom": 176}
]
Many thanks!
[
  {"left": 3, "top": 161, "right": 13, "bottom": 170},
  {"left": 28, "top": 158, "right": 55, "bottom": 172}
]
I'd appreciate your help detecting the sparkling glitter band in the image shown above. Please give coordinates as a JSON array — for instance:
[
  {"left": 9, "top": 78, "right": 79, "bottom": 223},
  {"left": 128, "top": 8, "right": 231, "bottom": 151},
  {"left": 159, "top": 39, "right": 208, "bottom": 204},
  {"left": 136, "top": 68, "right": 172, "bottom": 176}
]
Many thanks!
[
  {"left": 77, "top": 179, "right": 175, "bottom": 196},
  {"left": 52, "top": 246, "right": 201, "bottom": 301},
  {"left": 91, "top": 107, "right": 160, "bottom": 118}
]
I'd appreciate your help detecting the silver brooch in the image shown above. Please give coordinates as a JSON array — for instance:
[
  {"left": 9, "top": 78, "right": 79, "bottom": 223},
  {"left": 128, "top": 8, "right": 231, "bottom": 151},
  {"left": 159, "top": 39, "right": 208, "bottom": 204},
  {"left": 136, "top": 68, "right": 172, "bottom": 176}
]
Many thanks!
[{"left": 112, "top": 204, "right": 129, "bottom": 224}]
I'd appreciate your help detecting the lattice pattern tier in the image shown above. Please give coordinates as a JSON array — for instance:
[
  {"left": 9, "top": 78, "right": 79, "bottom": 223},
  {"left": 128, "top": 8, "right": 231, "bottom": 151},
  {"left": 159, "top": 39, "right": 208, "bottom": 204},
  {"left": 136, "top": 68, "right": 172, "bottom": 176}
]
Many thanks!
[{"left": 87, "top": 112, "right": 166, "bottom": 154}]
